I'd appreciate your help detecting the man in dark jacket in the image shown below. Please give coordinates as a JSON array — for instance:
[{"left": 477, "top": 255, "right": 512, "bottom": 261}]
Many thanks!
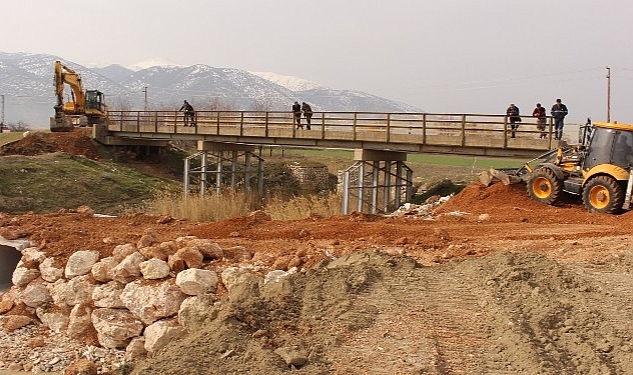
[
  {"left": 179, "top": 100, "right": 195, "bottom": 126},
  {"left": 506, "top": 103, "right": 521, "bottom": 138},
  {"left": 301, "top": 102, "right": 313, "bottom": 130},
  {"left": 292, "top": 101, "right": 302, "bottom": 129},
  {"left": 532, "top": 103, "right": 547, "bottom": 139},
  {"left": 551, "top": 98, "right": 568, "bottom": 140}
]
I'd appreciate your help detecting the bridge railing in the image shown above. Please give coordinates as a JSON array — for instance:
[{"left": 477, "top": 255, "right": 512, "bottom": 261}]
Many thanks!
[{"left": 106, "top": 110, "right": 556, "bottom": 150}]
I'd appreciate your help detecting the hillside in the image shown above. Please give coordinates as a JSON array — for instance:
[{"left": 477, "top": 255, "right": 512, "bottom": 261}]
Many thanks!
[
  {"left": 0, "top": 129, "right": 181, "bottom": 215},
  {"left": 0, "top": 132, "right": 632, "bottom": 374}
]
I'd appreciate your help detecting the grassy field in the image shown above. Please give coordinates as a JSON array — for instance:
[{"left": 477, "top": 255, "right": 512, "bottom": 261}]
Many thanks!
[
  {"left": 0, "top": 153, "right": 181, "bottom": 215},
  {"left": 274, "top": 147, "right": 525, "bottom": 186},
  {"left": 0, "top": 132, "right": 24, "bottom": 147}
]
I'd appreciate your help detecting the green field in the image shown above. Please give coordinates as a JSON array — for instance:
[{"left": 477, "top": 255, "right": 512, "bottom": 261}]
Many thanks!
[
  {"left": 0, "top": 132, "right": 24, "bottom": 147},
  {"left": 279, "top": 147, "right": 525, "bottom": 185}
]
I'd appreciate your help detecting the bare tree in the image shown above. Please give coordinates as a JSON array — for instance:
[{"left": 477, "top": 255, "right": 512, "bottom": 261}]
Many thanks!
[
  {"left": 250, "top": 99, "right": 272, "bottom": 112},
  {"left": 7, "top": 121, "right": 30, "bottom": 132}
]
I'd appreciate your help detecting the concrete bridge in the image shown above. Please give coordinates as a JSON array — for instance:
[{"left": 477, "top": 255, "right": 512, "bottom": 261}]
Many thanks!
[
  {"left": 97, "top": 110, "right": 559, "bottom": 158},
  {"left": 94, "top": 110, "right": 562, "bottom": 214}
]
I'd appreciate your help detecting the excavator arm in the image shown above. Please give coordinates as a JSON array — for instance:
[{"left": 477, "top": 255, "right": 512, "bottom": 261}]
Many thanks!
[{"left": 54, "top": 61, "right": 86, "bottom": 117}]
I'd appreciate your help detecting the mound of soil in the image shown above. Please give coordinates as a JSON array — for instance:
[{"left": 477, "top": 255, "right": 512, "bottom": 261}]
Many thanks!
[
  {"left": 0, "top": 129, "right": 100, "bottom": 160},
  {"left": 131, "top": 250, "right": 633, "bottom": 374}
]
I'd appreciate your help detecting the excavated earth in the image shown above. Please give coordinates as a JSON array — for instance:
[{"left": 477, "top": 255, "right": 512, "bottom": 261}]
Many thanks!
[{"left": 1, "top": 131, "right": 633, "bottom": 374}]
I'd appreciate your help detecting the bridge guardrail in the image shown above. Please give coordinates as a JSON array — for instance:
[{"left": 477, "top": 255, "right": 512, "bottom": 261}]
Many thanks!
[{"left": 106, "top": 110, "right": 558, "bottom": 152}]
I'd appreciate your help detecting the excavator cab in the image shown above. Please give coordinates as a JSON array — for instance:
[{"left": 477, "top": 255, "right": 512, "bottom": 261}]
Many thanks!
[{"left": 84, "top": 90, "right": 107, "bottom": 124}]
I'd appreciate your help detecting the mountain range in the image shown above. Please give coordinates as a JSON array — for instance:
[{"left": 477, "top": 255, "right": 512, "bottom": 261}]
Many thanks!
[{"left": 0, "top": 52, "right": 422, "bottom": 129}]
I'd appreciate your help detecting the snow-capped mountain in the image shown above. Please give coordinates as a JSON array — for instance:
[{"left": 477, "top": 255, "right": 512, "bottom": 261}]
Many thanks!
[
  {"left": 250, "top": 72, "right": 323, "bottom": 92},
  {"left": 0, "top": 52, "right": 422, "bottom": 128}
]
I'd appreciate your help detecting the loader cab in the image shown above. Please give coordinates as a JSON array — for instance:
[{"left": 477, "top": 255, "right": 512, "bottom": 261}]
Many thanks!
[{"left": 583, "top": 122, "right": 633, "bottom": 171}]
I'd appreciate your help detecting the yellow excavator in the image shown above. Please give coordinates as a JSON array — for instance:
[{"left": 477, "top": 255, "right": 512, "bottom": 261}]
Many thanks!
[
  {"left": 482, "top": 120, "right": 633, "bottom": 214},
  {"left": 51, "top": 60, "right": 107, "bottom": 132}
]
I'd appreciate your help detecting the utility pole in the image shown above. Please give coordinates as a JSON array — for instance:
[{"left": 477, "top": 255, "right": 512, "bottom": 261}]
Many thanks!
[
  {"left": 0, "top": 94, "right": 4, "bottom": 126},
  {"left": 606, "top": 66, "right": 611, "bottom": 123},
  {"left": 142, "top": 86, "right": 148, "bottom": 111}
]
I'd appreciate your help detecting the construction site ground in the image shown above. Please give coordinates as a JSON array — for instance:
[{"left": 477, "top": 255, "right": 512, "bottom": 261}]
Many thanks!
[{"left": 0, "top": 131, "right": 632, "bottom": 374}]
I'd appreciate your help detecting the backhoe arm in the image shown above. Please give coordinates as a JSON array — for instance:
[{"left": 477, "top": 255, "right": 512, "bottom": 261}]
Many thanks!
[{"left": 54, "top": 60, "right": 86, "bottom": 116}]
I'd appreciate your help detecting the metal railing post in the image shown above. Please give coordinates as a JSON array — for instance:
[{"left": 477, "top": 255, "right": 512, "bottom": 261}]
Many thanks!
[
  {"left": 503, "top": 116, "right": 508, "bottom": 148},
  {"left": 265, "top": 112, "right": 269, "bottom": 137},
  {"left": 422, "top": 113, "right": 427, "bottom": 145},
  {"left": 461, "top": 114, "right": 466, "bottom": 146},
  {"left": 353, "top": 113, "right": 358, "bottom": 141},
  {"left": 386, "top": 113, "right": 391, "bottom": 143},
  {"left": 321, "top": 112, "right": 326, "bottom": 139},
  {"left": 240, "top": 111, "right": 244, "bottom": 136}
]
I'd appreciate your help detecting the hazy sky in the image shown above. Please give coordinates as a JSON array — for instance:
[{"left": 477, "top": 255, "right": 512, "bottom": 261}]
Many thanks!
[{"left": 3, "top": 0, "right": 633, "bottom": 123}]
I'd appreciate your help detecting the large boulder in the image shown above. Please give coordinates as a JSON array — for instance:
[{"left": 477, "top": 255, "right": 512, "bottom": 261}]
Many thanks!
[
  {"left": 65, "top": 250, "right": 100, "bottom": 278},
  {"left": 175, "top": 268, "right": 218, "bottom": 296},
  {"left": 91, "top": 308, "right": 144, "bottom": 349},
  {"left": 139, "top": 258, "right": 171, "bottom": 280},
  {"left": 39, "top": 257, "right": 64, "bottom": 282},
  {"left": 92, "top": 281, "right": 126, "bottom": 308},
  {"left": 111, "top": 252, "right": 144, "bottom": 284},
  {"left": 91, "top": 257, "right": 118, "bottom": 283},
  {"left": 19, "top": 283, "right": 52, "bottom": 307},
  {"left": 143, "top": 318, "right": 186, "bottom": 354},
  {"left": 120, "top": 280, "right": 187, "bottom": 325},
  {"left": 12, "top": 266, "right": 40, "bottom": 287}
]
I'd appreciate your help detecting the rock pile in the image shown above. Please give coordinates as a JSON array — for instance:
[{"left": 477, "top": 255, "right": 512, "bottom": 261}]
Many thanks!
[{"left": 0, "top": 227, "right": 283, "bottom": 373}]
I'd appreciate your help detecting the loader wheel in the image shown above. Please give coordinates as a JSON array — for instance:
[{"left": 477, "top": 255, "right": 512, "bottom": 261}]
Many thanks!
[
  {"left": 582, "top": 176, "right": 624, "bottom": 214},
  {"left": 527, "top": 168, "right": 563, "bottom": 205}
]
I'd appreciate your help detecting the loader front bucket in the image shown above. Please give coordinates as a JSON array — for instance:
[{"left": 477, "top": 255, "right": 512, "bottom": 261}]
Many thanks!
[{"left": 478, "top": 168, "right": 524, "bottom": 187}]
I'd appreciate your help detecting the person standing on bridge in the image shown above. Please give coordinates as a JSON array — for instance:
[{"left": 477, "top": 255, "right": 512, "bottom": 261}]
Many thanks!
[
  {"left": 506, "top": 103, "right": 521, "bottom": 138},
  {"left": 292, "top": 101, "right": 302, "bottom": 129},
  {"left": 301, "top": 102, "right": 313, "bottom": 130},
  {"left": 551, "top": 98, "right": 568, "bottom": 140},
  {"left": 532, "top": 103, "right": 547, "bottom": 139},
  {"left": 179, "top": 100, "right": 195, "bottom": 127}
]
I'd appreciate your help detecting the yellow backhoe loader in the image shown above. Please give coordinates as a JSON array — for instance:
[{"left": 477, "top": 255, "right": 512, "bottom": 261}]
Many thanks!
[
  {"left": 481, "top": 120, "right": 633, "bottom": 214},
  {"left": 51, "top": 60, "right": 107, "bottom": 132}
]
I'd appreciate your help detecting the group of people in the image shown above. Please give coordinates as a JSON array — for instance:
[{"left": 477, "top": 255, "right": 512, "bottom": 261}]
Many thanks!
[
  {"left": 506, "top": 99, "right": 568, "bottom": 140},
  {"left": 179, "top": 99, "right": 316, "bottom": 130},
  {"left": 292, "top": 101, "right": 313, "bottom": 130}
]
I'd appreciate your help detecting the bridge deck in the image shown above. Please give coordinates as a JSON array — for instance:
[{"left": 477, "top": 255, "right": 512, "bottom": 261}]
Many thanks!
[{"left": 102, "top": 110, "right": 560, "bottom": 158}]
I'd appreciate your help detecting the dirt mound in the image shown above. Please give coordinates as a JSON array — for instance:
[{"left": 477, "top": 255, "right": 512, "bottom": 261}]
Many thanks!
[
  {"left": 0, "top": 129, "right": 100, "bottom": 160},
  {"left": 130, "top": 251, "right": 633, "bottom": 374}
]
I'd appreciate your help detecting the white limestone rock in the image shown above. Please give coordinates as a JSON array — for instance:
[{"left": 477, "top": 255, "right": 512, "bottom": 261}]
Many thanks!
[
  {"left": 139, "top": 258, "right": 171, "bottom": 280},
  {"left": 19, "top": 283, "right": 52, "bottom": 308},
  {"left": 65, "top": 250, "right": 100, "bottom": 278},
  {"left": 111, "top": 252, "right": 144, "bottom": 284},
  {"left": 91, "top": 257, "right": 118, "bottom": 283},
  {"left": 143, "top": 318, "right": 186, "bottom": 354},
  {"left": 39, "top": 257, "right": 64, "bottom": 282},
  {"left": 175, "top": 268, "right": 218, "bottom": 296},
  {"left": 12, "top": 267, "right": 40, "bottom": 287},
  {"left": 92, "top": 281, "right": 126, "bottom": 308},
  {"left": 120, "top": 280, "right": 187, "bottom": 325},
  {"left": 91, "top": 308, "right": 144, "bottom": 349}
]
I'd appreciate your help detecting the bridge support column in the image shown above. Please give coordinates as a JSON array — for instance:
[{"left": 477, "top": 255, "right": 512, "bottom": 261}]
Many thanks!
[
  {"left": 184, "top": 142, "right": 264, "bottom": 197},
  {"left": 341, "top": 149, "right": 413, "bottom": 214}
]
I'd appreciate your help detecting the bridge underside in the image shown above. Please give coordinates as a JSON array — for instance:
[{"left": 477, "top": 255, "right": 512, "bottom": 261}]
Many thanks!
[
  {"left": 185, "top": 142, "right": 264, "bottom": 197},
  {"left": 342, "top": 150, "right": 413, "bottom": 215}
]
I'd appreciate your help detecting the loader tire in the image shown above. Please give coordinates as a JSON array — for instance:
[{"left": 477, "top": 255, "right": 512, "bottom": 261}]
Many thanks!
[
  {"left": 527, "top": 167, "right": 563, "bottom": 205},
  {"left": 582, "top": 176, "right": 624, "bottom": 214}
]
